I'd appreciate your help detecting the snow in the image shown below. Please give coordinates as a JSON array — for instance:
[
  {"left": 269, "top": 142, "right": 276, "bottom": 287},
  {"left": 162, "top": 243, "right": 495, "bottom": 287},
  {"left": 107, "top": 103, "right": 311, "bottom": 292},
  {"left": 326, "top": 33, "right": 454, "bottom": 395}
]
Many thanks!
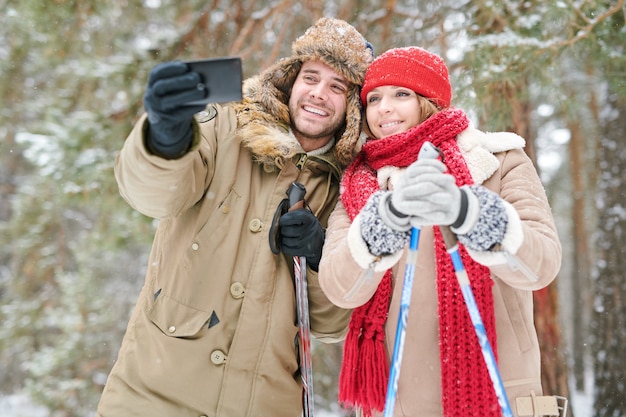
[
  {"left": 15, "top": 132, "right": 62, "bottom": 172},
  {"left": 571, "top": 390, "right": 593, "bottom": 417},
  {"left": 0, "top": 394, "right": 48, "bottom": 417}
]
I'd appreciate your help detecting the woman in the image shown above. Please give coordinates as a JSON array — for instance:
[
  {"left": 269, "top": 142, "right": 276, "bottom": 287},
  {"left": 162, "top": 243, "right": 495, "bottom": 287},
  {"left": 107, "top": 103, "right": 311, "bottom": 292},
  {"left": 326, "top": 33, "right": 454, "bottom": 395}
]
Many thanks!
[{"left": 318, "top": 47, "right": 563, "bottom": 417}]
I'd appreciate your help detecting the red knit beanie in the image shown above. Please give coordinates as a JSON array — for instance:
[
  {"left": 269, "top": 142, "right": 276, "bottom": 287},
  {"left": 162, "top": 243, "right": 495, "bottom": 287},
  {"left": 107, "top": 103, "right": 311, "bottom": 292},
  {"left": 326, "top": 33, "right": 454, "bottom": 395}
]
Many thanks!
[{"left": 360, "top": 46, "right": 452, "bottom": 108}]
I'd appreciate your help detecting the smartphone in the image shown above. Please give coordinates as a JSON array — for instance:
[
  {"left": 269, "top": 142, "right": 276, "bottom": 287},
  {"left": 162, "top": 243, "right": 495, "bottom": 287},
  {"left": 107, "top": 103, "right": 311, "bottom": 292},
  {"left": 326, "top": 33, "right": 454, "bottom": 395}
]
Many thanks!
[{"left": 184, "top": 57, "right": 243, "bottom": 105}]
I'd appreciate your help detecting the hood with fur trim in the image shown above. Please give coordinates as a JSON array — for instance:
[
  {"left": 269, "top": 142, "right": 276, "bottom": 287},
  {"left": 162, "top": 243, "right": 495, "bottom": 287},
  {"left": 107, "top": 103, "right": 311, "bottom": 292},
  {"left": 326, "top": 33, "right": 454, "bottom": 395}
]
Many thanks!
[{"left": 232, "top": 17, "right": 373, "bottom": 169}]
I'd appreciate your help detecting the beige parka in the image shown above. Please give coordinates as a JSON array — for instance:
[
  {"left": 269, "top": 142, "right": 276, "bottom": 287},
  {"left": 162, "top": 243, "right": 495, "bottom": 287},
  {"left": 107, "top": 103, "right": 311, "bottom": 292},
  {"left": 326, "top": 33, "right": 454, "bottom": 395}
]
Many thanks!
[
  {"left": 95, "top": 102, "right": 350, "bottom": 417},
  {"left": 318, "top": 127, "right": 563, "bottom": 417},
  {"left": 96, "top": 17, "right": 374, "bottom": 417},
  {"left": 96, "top": 101, "right": 350, "bottom": 417}
]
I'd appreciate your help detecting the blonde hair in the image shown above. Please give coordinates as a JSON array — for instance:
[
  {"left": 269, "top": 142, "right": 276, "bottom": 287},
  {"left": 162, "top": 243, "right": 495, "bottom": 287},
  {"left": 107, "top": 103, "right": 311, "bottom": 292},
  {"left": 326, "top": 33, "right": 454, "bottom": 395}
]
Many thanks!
[{"left": 416, "top": 94, "right": 441, "bottom": 124}]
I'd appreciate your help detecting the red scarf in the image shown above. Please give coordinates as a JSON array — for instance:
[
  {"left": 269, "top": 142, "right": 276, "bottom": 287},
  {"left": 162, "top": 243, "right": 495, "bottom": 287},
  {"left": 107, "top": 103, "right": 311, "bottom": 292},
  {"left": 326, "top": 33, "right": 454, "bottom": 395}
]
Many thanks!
[{"left": 338, "top": 108, "right": 500, "bottom": 417}]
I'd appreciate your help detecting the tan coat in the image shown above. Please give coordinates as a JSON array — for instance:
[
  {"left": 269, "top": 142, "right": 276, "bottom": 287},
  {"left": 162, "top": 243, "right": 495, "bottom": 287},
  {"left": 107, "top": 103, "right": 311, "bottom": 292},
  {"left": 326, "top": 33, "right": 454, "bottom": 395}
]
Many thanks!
[
  {"left": 96, "top": 102, "right": 351, "bottom": 417},
  {"left": 319, "top": 128, "right": 562, "bottom": 417}
]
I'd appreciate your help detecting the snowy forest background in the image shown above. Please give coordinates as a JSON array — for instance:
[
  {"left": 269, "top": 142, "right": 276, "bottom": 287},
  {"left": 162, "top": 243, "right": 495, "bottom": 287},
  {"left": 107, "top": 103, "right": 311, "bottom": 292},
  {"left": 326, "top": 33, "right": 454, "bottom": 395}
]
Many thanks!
[{"left": 1, "top": 0, "right": 625, "bottom": 416}]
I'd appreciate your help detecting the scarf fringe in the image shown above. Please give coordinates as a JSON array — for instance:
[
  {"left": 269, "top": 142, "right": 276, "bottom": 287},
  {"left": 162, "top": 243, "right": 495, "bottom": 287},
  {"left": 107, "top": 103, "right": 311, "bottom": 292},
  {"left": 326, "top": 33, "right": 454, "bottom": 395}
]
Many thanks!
[
  {"left": 339, "top": 332, "right": 388, "bottom": 417},
  {"left": 339, "top": 273, "right": 391, "bottom": 417},
  {"left": 338, "top": 326, "right": 360, "bottom": 406},
  {"left": 360, "top": 335, "right": 388, "bottom": 417}
]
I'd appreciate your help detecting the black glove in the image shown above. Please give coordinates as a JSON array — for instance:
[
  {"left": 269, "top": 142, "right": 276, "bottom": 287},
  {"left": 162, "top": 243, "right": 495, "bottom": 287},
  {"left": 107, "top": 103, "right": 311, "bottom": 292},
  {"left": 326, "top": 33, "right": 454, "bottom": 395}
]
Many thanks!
[
  {"left": 278, "top": 209, "right": 325, "bottom": 271},
  {"left": 143, "top": 61, "right": 207, "bottom": 159}
]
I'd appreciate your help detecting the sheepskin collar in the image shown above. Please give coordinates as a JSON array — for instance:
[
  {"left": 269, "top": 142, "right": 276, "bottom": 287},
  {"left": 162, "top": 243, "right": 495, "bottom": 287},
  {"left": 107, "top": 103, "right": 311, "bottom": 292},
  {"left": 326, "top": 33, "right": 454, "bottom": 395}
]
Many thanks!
[{"left": 457, "top": 125, "right": 526, "bottom": 184}]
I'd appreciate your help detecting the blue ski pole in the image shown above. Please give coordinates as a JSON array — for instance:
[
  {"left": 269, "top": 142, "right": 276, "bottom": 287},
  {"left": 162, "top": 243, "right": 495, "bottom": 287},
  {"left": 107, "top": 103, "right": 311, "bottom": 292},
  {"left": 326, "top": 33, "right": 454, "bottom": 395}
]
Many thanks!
[
  {"left": 383, "top": 142, "right": 440, "bottom": 416},
  {"left": 439, "top": 226, "right": 514, "bottom": 417},
  {"left": 383, "top": 226, "right": 419, "bottom": 417}
]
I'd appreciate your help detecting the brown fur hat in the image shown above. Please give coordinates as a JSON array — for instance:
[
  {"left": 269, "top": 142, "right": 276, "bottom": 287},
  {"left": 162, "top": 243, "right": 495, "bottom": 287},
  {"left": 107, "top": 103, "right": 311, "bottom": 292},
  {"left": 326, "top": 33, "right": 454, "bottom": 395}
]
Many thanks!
[{"left": 235, "top": 18, "right": 373, "bottom": 168}]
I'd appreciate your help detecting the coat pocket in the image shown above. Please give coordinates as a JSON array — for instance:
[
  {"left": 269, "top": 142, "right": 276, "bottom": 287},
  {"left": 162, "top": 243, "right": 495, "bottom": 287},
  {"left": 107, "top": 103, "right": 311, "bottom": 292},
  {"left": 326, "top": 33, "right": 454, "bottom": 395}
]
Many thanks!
[{"left": 147, "top": 290, "right": 212, "bottom": 339}]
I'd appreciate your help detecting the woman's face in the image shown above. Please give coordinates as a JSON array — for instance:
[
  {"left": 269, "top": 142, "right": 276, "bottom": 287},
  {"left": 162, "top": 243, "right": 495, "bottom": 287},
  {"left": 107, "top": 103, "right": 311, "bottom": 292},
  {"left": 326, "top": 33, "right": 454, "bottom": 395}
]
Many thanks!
[{"left": 365, "top": 86, "right": 421, "bottom": 139}]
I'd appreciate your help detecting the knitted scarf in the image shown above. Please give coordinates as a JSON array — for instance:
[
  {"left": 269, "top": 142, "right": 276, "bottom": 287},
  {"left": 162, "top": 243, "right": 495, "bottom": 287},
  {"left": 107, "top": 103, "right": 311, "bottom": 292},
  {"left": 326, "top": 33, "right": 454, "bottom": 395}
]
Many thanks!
[{"left": 338, "top": 108, "right": 500, "bottom": 417}]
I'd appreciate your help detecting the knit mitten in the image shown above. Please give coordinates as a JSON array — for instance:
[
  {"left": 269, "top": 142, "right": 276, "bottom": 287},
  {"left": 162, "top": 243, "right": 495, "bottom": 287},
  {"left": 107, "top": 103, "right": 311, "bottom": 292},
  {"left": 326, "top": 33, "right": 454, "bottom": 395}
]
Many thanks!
[
  {"left": 455, "top": 185, "right": 508, "bottom": 251},
  {"left": 359, "top": 191, "right": 411, "bottom": 256}
]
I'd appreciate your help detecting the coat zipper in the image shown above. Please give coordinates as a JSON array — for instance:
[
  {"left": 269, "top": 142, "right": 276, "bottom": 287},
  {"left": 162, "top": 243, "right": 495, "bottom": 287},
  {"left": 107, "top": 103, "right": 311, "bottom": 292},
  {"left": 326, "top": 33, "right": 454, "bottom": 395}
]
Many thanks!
[{"left": 295, "top": 154, "right": 308, "bottom": 171}]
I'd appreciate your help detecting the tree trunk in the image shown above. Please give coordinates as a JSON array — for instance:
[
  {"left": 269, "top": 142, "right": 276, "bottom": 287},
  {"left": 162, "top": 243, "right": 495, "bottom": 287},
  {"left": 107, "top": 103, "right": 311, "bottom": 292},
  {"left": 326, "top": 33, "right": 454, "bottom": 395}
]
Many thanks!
[
  {"left": 567, "top": 119, "right": 593, "bottom": 392},
  {"left": 592, "top": 91, "right": 626, "bottom": 417},
  {"left": 498, "top": 75, "right": 572, "bottom": 410}
]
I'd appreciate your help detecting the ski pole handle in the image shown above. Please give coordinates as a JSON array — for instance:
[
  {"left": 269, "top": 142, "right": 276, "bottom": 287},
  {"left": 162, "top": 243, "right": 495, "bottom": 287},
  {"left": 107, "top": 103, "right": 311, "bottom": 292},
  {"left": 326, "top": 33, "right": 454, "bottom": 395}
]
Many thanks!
[
  {"left": 287, "top": 181, "right": 306, "bottom": 210},
  {"left": 418, "top": 141, "right": 442, "bottom": 160}
]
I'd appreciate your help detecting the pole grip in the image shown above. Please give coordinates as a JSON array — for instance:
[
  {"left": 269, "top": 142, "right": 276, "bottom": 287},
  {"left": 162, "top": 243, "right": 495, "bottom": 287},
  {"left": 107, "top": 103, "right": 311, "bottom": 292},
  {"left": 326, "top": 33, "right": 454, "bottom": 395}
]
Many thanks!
[{"left": 287, "top": 182, "right": 306, "bottom": 210}]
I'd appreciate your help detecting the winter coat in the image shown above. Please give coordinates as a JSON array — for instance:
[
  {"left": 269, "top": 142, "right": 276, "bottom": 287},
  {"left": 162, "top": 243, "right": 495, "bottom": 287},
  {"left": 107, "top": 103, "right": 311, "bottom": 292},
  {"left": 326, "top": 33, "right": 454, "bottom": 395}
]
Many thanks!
[
  {"left": 96, "top": 89, "right": 352, "bottom": 416},
  {"left": 318, "top": 127, "right": 562, "bottom": 417}
]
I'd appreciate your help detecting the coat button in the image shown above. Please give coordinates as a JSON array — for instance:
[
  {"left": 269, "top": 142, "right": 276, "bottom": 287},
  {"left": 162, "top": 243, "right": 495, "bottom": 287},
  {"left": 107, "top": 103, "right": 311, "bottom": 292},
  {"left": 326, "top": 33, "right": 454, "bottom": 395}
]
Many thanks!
[
  {"left": 248, "top": 218, "right": 263, "bottom": 232},
  {"left": 194, "top": 104, "right": 216, "bottom": 123},
  {"left": 230, "top": 282, "right": 245, "bottom": 299},
  {"left": 191, "top": 242, "right": 199, "bottom": 251},
  {"left": 210, "top": 350, "right": 227, "bottom": 365},
  {"left": 168, "top": 326, "right": 176, "bottom": 333}
]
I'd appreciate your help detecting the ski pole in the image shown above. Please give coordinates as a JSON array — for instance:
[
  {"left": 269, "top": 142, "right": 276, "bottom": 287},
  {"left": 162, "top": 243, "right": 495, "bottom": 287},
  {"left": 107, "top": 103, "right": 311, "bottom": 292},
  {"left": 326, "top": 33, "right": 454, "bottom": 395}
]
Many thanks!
[
  {"left": 286, "top": 182, "right": 314, "bottom": 417},
  {"left": 383, "top": 226, "right": 419, "bottom": 417},
  {"left": 383, "top": 142, "right": 440, "bottom": 416},
  {"left": 439, "top": 225, "right": 514, "bottom": 417},
  {"left": 415, "top": 141, "right": 512, "bottom": 415}
]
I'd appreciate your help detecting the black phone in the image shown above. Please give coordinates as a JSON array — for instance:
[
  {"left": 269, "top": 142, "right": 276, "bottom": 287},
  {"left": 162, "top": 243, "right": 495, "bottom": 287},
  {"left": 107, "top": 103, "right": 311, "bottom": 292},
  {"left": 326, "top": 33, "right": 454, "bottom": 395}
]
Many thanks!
[{"left": 184, "top": 57, "right": 243, "bottom": 105}]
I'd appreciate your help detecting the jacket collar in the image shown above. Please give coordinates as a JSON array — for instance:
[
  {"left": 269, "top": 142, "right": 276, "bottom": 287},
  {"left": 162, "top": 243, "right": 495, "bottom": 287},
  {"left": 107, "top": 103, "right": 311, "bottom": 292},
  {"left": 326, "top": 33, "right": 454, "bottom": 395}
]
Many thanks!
[{"left": 457, "top": 125, "right": 526, "bottom": 184}]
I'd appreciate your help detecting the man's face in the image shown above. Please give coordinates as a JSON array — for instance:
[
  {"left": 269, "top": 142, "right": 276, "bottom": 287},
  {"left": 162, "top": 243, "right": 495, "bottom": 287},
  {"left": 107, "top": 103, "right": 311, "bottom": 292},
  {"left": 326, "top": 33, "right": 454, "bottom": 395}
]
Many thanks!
[{"left": 288, "top": 60, "right": 349, "bottom": 152}]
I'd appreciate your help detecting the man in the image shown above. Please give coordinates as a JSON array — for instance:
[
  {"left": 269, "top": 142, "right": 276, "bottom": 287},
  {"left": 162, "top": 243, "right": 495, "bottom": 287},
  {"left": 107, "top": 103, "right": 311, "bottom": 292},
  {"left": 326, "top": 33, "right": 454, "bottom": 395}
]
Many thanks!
[{"left": 96, "top": 17, "right": 373, "bottom": 417}]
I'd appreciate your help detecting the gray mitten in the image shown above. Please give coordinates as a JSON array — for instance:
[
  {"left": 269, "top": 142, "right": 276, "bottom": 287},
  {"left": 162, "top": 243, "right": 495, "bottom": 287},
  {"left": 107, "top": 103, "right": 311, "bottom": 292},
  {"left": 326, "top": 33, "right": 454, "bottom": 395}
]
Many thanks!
[
  {"left": 456, "top": 185, "right": 508, "bottom": 251},
  {"left": 390, "top": 158, "right": 469, "bottom": 227},
  {"left": 378, "top": 191, "right": 412, "bottom": 232},
  {"left": 360, "top": 191, "right": 411, "bottom": 256}
]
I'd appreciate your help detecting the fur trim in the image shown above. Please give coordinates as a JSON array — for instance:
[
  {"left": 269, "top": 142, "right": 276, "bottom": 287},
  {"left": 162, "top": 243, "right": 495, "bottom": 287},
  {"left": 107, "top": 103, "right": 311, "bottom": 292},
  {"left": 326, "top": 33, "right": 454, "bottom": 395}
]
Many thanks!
[
  {"left": 457, "top": 125, "right": 525, "bottom": 184},
  {"left": 376, "top": 165, "right": 403, "bottom": 190},
  {"left": 234, "top": 76, "right": 301, "bottom": 167},
  {"left": 232, "top": 18, "right": 373, "bottom": 169}
]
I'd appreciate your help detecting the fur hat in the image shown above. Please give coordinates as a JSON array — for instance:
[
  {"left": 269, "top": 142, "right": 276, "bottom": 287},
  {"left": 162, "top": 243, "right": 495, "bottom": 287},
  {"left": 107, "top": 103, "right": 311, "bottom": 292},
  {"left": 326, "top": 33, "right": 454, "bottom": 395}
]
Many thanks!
[
  {"left": 360, "top": 46, "right": 452, "bottom": 108},
  {"left": 236, "top": 18, "right": 374, "bottom": 168}
]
